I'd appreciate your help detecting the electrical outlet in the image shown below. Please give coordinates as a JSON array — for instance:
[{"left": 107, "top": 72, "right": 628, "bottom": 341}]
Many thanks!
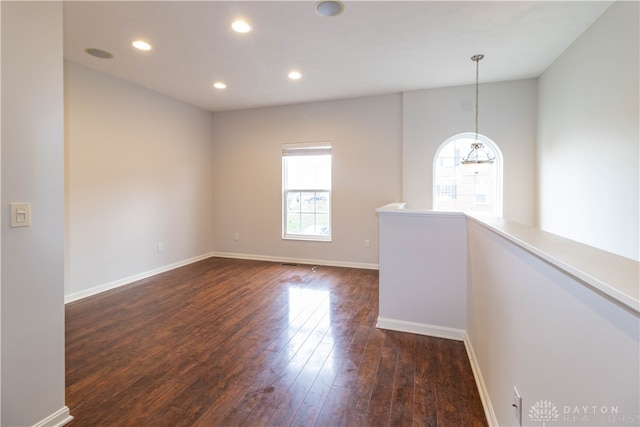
[
  {"left": 513, "top": 386, "right": 522, "bottom": 426},
  {"left": 234, "top": 232, "right": 239, "bottom": 241},
  {"left": 364, "top": 239, "right": 370, "bottom": 248},
  {"left": 157, "top": 242, "right": 164, "bottom": 252}
]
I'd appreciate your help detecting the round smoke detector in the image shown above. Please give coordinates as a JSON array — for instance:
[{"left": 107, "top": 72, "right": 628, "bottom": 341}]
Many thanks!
[{"left": 315, "top": 1, "right": 344, "bottom": 17}]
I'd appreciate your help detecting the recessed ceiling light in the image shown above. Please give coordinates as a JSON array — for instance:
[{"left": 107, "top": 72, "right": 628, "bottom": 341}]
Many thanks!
[
  {"left": 288, "top": 71, "right": 302, "bottom": 80},
  {"left": 84, "top": 48, "right": 113, "bottom": 59},
  {"left": 315, "top": 1, "right": 344, "bottom": 17},
  {"left": 213, "top": 82, "right": 227, "bottom": 89},
  {"left": 132, "top": 40, "right": 152, "bottom": 51},
  {"left": 231, "top": 20, "right": 252, "bottom": 33}
]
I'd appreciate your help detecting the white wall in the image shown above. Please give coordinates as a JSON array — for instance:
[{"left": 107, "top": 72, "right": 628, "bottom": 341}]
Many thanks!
[
  {"left": 376, "top": 204, "right": 639, "bottom": 427},
  {"left": 65, "top": 62, "right": 215, "bottom": 298},
  {"left": 211, "top": 94, "right": 403, "bottom": 267},
  {"left": 466, "top": 219, "right": 639, "bottom": 427},
  {"left": 377, "top": 208, "right": 466, "bottom": 338},
  {"left": 538, "top": 1, "right": 639, "bottom": 261},
  {"left": 402, "top": 79, "right": 538, "bottom": 226},
  {"left": 1, "top": 2, "right": 70, "bottom": 426}
]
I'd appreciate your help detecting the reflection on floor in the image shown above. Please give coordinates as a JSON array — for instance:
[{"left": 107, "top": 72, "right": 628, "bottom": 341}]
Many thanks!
[{"left": 65, "top": 257, "right": 487, "bottom": 426}]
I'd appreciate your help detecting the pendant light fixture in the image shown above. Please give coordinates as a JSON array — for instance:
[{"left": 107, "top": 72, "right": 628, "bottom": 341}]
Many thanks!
[{"left": 461, "top": 54, "right": 495, "bottom": 171}]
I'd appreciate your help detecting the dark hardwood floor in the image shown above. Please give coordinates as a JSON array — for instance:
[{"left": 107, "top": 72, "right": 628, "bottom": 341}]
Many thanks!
[{"left": 65, "top": 257, "right": 487, "bottom": 427}]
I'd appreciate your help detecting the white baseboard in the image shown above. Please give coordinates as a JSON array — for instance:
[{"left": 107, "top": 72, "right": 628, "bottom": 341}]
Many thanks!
[
  {"left": 375, "top": 317, "right": 465, "bottom": 341},
  {"left": 212, "top": 251, "right": 379, "bottom": 270},
  {"left": 464, "top": 332, "right": 498, "bottom": 427},
  {"left": 32, "top": 406, "right": 73, "bottom": 427},
  {"left": 65, "top": 252, "right": 377, "bottom": 304},
  {"left": 64, "top": 253, "right": 215, "bottom": 303}
]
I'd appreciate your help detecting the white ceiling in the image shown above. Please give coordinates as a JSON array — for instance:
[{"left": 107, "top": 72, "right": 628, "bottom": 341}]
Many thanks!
[{"left": 63, "top": 1, "right": 612, "bottom": 113}]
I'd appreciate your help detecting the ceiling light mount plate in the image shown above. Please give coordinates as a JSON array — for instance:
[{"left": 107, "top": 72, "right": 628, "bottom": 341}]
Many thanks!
[{"left": 315, "top": 1, "right": 344, "bottom": 17}]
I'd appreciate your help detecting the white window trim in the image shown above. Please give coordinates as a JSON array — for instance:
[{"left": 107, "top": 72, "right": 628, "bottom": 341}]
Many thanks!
[{"left": 282, "top": 142, "right": 332, "bottom": 242}]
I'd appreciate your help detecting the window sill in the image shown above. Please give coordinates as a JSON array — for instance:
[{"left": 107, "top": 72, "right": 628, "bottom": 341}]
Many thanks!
[{"left": 283, "top": 235, "right": 332, "bottom": 243}]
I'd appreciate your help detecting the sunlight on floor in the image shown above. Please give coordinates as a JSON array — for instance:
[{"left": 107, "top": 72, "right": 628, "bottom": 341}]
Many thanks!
[{"left": 287, "top": 286, "right": 334, "bottom": 374}]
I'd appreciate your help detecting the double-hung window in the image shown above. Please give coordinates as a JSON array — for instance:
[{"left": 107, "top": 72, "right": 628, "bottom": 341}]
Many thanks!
[{"left": 282, "top": 142, "right": 331, "bottom": 241}]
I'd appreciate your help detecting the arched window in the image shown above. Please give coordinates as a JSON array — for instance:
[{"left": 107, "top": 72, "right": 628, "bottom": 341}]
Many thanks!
[{"left": 433, "top": 133, "right": 502, "bottom": 216}]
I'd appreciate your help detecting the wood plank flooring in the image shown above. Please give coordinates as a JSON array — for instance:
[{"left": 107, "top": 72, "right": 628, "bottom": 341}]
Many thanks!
[{"left": 65, "top": 257, "right": 487, "bottom": 427}]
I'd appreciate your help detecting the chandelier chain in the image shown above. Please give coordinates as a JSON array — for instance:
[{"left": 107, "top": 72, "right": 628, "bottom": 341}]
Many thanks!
[
  {"left": 474, "top": 54, "right": 481, "bottom": 140},
  {"left": 475, "top": 59, "right": 478, "bottom": 138}
]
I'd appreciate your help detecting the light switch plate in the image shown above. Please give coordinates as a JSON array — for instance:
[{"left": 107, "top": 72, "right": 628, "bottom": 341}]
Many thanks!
[{"left": 10, "top": 202, "right": 31, "bottom": 227}]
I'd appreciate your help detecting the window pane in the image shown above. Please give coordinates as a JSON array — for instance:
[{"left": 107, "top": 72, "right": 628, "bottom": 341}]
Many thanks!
[
  {"left": 287, "top": 191, "right": 301, "bottom": 212},
  {"left": 286, "top": 190, "right": 331, "bottom": 237},
  {"left": 433, "top": 134, "right": 501, "bottom": 215},
  {"left": 301, "top": 192, "right": 316, "bottom": 212},
  {"left": 287, "top": 212, "right": 301, "bottom": 234},
  {"left": 315, "top": 193, "right": 329, "bottom": 213},
  {"left": 285, "top": 155, "right": 331, "bottom": 190},
  {"left": 283, "top": 147, "right": 331, "bottom": 240},
  {"left": 300, "top": 214, "right": 330, "bottom": 236},
  {"left": 315, "top": 213, "right": 330, "bottom": 233}
]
